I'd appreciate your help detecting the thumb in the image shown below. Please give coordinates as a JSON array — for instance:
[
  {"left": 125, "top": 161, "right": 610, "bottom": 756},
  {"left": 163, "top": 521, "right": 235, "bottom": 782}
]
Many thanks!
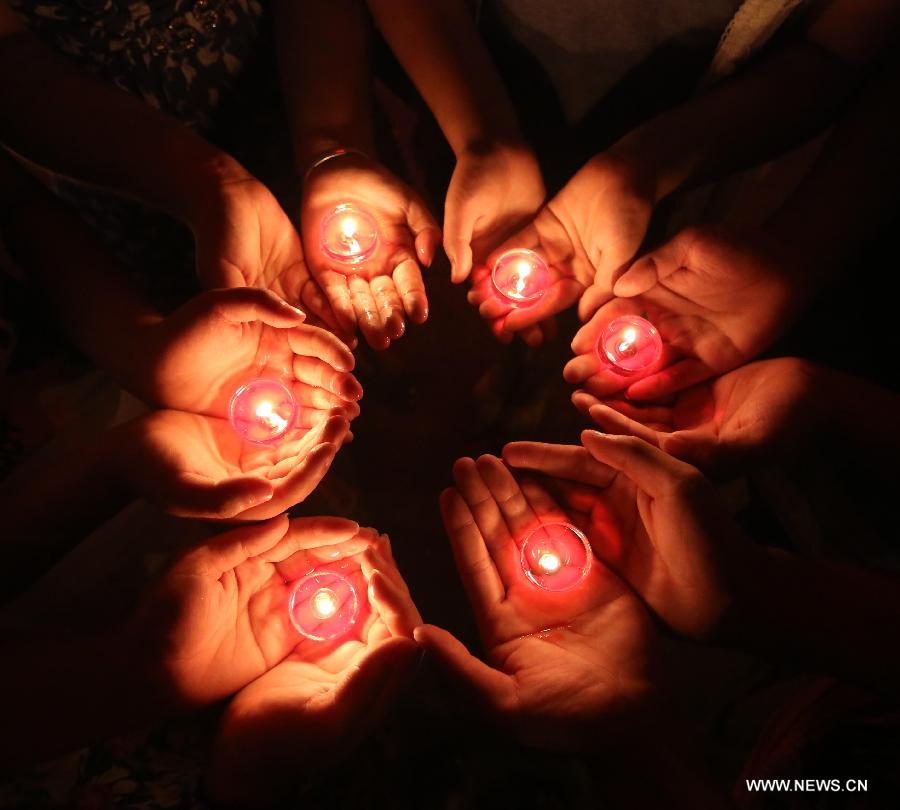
[
  {"left": 406, "top": 193, "right": 441, "bottom": 268},
  {"left": 414, "top": 625, "right": 514, "bottom": 712},
  {"left": 167, "top": 473, "right": 275, "bottom": 519},
  {"left": 208, "top": 287, "right": 307, "bottom": 327},
  {"left": 613, "top": 235, "right": 690, "bottom": 297},
  {"left": 443, "top": 198, "right": 476, "bottom": 283}
]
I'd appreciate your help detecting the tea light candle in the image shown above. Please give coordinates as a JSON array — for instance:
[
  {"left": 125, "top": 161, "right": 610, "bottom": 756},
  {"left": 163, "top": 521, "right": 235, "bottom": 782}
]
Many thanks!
[
  {"left": 491, "top": 249, "right": 551, "bottom": 307},
  {"left": 320, "top": 203, "right": 379, "bottom": 265},
  {"left": 229, "top": 379, "right": 297, "bottom": 444},
  {"left": 520, "top": 522, "right": 592, "bottom": 592},
  {"left": 597, "top": 315, "right": 662, "bottom": 374},
  {"left": 288, "top": 570, "right": 360, "bottom": 641}
]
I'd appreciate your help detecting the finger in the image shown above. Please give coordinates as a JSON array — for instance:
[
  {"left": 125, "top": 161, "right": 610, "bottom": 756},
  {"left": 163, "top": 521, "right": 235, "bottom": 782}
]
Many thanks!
[
  {"left": 577, "top": 282, "right": 614, "bottom": 322},
  {"left": 570, "top": 389, "right": 600, "bottom": 416},
  {"left": 370, "top": 275, "right": 406, "bottom": 341},
  {"left": 168, "top": 473, "right": 274, "bottom": 519},
  {"left": 368, "top": 569, "right": 422, "bottom": 638},
  {"left": 613, "top": 236, "right": 690, "bottom": 298},
  {"left": 474, "top": 454, "right": 540, "bottom": 541},
  {"left": 439, "top": 487, "right": 505, "bottom": 609},
  {"left": 332, "top": 637, "right": 419, "bottom": 734},
  {"left": 625, "top": 358, "right": 714, "bottom": 401},
  {"left": 518, "top": 478, "right": 570, "bottom": 523},
  {"left": 300, "top": 279, "right": 358, "bottom": 349},
  {"left": 451, "top": 459, "right": 520, "bottom": 588},
  {"left": 292, "top": 356, "right": 363, "bottom": 401},
  {"left": 316, "top": 270, "right": 358, "bottom": 336},
  {"left": 580, "top": 430, "right": 700, "bottom": 497},
  {"left": 405, "top": 193, "right": 441, "bottom": 268},
  {"left": 201, "top": 514, "right": 291, "bottom": 573},
  {"left": 599, "top": 398, "right": 673, "bottom": 425},
  {"left": 519, "top": 324, "right": 545, "bottom": 348},
  {"left": 209, "top": 287, "right": 306, "bottom": 326},
  {"left": 443, "top": 199, "right": 476, "bottom": 283},
  {"left": 500, "top": 279, "right": 584, "bottom": 333},
  {"left": 269, "top": 516, "right": 361, "bottom": 559},
  {"left": 348, "top": 274, "right": 389, "bottom": 350},
  {"left": 502, "top": 442, "right": 617, "bottom": 488},
  {"left": 290, "top": 382, "right": 347, "bottom": 413},
  {"left": 393, "top": 258, "right": 429, "bottom": 323},
  {"left": 413, "top": 625, "right": 514, "bottom": 711},
  {"left": 287, "top": 324, "right": 355, "bottom": 372},
  {"left": 587, "top": 403, "right": 663, "bottom": 446}
]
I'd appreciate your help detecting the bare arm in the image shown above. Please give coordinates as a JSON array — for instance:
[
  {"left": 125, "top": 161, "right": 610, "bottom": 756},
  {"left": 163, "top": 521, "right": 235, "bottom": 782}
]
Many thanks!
[
  {"left": 363, "top": 0, "right": 523, "bottom": 155},
  {"left": 273, "top": 0, "right": 375, "bottom": 169},
  {"left": 0, "top": 2, "right": 249, "bottom": 225},
  {"left": 609, "top": 0, "right": 900, "bottom": 203}
]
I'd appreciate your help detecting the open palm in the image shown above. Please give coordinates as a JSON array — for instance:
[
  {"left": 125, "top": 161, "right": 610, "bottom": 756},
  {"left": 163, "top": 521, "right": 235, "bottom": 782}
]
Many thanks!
[
  {"left": 566, "top": 225, "right": 799, "bottom": 401},
  {"left": 416, "top": 453, "right": 657, "bottom": 750},
  {"left": 301, "top": 154, "right": 441, "bottom": 350}
]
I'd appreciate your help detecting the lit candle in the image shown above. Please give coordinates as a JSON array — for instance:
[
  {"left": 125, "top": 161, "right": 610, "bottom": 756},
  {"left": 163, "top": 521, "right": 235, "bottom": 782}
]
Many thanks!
[
  {"left": 597, "top": 315, "right": 662, "bottom": 374},
  {"left": 520, "top": 522, "right": 592, "bottom": 592},
  {"left": 288, "top": 571, "right": 360, "bottom": 641},
  {"left": 229, "top": 379, "right": 297, "bottom": 444},
  {"left": 491, "top": 249, "right": 551, "bottom": 307},
  {"left": 320, "top": 203, "right": 379, "bottom": 265}
]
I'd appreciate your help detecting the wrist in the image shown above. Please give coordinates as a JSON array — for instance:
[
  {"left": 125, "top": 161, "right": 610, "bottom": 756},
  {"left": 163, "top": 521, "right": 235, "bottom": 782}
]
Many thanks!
[
  {"left": 583, "top": 150, "right": 658, "bottom": 207},
  {"left": 174, "top": 146, "right": 254, "bottom": 227}
]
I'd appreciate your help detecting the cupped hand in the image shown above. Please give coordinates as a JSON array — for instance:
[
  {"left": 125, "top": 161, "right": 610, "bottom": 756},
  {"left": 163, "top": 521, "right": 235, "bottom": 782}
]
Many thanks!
[
  {"left": 466, "top": 154, "right": 653, "bottom": 346},
  {"left": 193, "top": 173, "right": 342, "bottom": 335},
  {"left": 300, "top": 152, "right": 441, "bottom": 350},
  {"left": 571, "top": 357, "right": 823, "bottom": 477},
  {"left": 115, "top": 407, "right": 350, "bottom": 520},
  {"left": 503, "top": 433, "right": 764, "bottom": 641},
  {"left": 565, "top": 225, "right": 801, "bottom": 402},
  {"left": 135, "top": 515, "right": 365, "bottom": 705},
  {"left": 415, "top": 454, "right": 658, "bottom": 750},
  {"left": 208, "top": 529, "right": 421, "bottom": 807},
  {"left": 142, "top": 287, "right": 362, "bottom": 418},
  {"left": 444, "top": 141, "right": 545, "bottom": 284}
]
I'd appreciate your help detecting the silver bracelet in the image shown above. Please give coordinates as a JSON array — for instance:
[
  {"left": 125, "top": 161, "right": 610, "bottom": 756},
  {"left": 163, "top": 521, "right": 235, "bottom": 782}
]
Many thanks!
[{"left": 303, "top": 147, "right": 369, "bottom": 183}]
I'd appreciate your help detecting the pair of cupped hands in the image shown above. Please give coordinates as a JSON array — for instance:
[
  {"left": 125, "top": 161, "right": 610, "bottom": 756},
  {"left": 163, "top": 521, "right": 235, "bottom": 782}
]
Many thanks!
[{"left": 131, "top": 424, "right": 771, "bottom": 806}]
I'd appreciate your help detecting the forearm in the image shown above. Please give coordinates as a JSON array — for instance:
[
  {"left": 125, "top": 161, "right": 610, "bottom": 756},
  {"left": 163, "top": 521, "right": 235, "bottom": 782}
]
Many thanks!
[
  {"left": 274, "top": 0, "right": 375, "bottom": 170},
  {"left": 0, "top": 435, "right": 131, "bottom": 597},
  {"left": 365, "top": 0, "right": 522, "bottom": 156},
  {"left": 0, "top": 167, "right": 164, "bottom": 396},
  {"left": 765, "top": 56, "right": 900, "bottom": 274},
  {"left": 609, "top": 39, "right": 853, "bottom": 204},
  {"left": 0, "top": 32, "right": 246, "bottom": 224},
  {"left": 0, "top": 621, "right": 166, "bottom": 768},
  {"left": 726, "top": 549, "right": 900, "bottom": 697}
]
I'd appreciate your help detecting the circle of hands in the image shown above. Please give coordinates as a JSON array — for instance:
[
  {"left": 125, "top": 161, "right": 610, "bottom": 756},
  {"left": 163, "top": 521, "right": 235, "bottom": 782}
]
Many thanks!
[{"left": 123, "top": 147, "right": 821, "bottom": 805}]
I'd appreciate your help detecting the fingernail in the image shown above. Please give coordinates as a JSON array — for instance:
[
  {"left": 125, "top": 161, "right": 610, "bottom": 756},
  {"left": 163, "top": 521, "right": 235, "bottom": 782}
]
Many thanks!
[{"left": 342, "top": 376, "right": 364, "bottom": 401}]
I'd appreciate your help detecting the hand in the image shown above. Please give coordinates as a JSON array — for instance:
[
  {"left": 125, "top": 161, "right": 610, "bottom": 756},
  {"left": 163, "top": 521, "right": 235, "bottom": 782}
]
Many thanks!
[
  {"left": 114, "top": 407, "right": 350, "bottom": 520},
  {"left": 503, "top": 432, "right": 763, "bottom": 641},
  {"left": 208, "top": 530, "right": 421, "bottom": 807},
  {"left": 135, "top": 515, "right": 365, "bottom": 705},
  {"left": 566, "top": 225, "right": 802, "bottom": 401},
  {"left": 444, "top": 141, "right": 545, "bottom": 283},
  {"left": 467, "top": 154, "right": 653, "bottom": 345},
  {"left": 415, "top": 454, "right": 658, "bottom": 751},
  {"left": 301, "top": 152, "right": 441, "bottom": 349},
  {"left": 193, "top": 173, "right": 342, "bottom": 335},
  {"left": 141, "top": 288, "right": 362, "bottom": 418},
  {"left": 571, "top": 358, "right": 824, "bottom": 477}
]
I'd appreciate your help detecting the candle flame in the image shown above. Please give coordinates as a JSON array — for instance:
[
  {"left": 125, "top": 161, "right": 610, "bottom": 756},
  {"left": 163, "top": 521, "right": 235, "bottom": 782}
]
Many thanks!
[
  {"left": 538, "top": 552, "right": 561, "bottom": 574},
  {"left": 339, "top": 216, "right": 362, "bottom": 255},
  {"left": 514, "top": 261, "right": 532, "bottom": 296},
  {"left": 255, "top": 400, "right": 288, "bottom": 434},
  {"left": 311, "top": 588, "right": 338, "bottom": 619}
]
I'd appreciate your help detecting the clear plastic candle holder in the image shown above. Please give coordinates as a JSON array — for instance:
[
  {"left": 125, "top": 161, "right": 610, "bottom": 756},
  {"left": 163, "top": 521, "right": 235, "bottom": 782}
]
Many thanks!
[
  {"left": 597, "top": 315, "right": 662, "bottom": 374},
  {"left": 229, "top": 379, "right": 297, "bottom": 444},
  {"left": 491, "top": 249, "right": 551, "bottom": 307},
  {"left": 520, "top": 522, "right": 592, "bottom": 592},
  {"left": 288, "top": 570, "right": 360, "bottom": 641},
  {"left": 320, "top": 203, "right": 379, "bottom": 266}
]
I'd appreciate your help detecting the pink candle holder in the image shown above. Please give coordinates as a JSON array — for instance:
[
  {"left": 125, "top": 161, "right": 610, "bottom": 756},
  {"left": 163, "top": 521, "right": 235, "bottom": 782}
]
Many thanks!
[
  {"left": 520, "top": 522, "right": 592, "bottom": 592},
  {"left": 288, "top": 570, "right": 360, "bottom": 641},
  {"left": 597, "top": 315, "right": 662, "bottom": 374},
  {"left": 229, "top": 379, "right": 297, "bottom": 444},
  {"left": 320, "top": 203, "right": 379, "bottom": 266},
  {"left": 491, "top": 249, "right": 550, "bottom": 307}
]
